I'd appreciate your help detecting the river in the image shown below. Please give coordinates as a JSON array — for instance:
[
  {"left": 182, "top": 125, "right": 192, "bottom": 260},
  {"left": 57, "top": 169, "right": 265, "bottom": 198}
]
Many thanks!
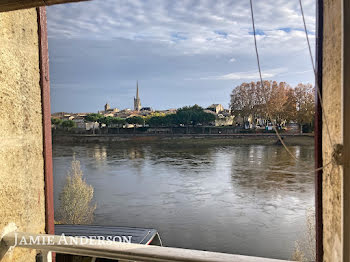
[{"left": 53, "top": 142, "right": 314, "bottom": 260}]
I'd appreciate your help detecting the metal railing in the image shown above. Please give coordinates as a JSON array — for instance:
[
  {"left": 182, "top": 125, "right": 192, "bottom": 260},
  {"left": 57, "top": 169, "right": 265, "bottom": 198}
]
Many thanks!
[{"left": 0, "top": 232, "right": 290, "bottom": 262}]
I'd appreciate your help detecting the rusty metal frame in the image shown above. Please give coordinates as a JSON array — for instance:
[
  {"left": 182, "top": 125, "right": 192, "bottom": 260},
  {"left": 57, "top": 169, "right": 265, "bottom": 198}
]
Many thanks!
[
  {"left": 37, "top": 6, "right": 55, "bottom": 236},
  {"left": 315, "top": 0, "right": 323, "bottom": 261}
]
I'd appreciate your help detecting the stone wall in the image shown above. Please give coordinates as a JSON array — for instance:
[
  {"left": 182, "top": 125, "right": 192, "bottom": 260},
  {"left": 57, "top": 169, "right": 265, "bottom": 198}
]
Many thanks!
[
  {"left": 0, "top": 8, "right": 45, "bottom": 262},
  {"left": 323, "top": 0, "right": 342, "bottom": 261}
]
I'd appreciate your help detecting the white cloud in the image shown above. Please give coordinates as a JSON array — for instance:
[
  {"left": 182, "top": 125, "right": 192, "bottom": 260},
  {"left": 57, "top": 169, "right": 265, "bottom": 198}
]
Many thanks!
[
  {"left": 201, "top": 68, "right": 287, "bottom": 81},
  {"left": 47, "top": 0, "right": 315, "bottom": 56},
  {"left": 47, "top": 0, "right": 316, "bottom": 112}
]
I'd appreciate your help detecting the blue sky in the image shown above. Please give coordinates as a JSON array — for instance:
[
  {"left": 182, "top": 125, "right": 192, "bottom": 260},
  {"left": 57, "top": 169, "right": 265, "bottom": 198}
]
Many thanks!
[{"left": 47, "top": 0, "right": 315, "bottom": 113}]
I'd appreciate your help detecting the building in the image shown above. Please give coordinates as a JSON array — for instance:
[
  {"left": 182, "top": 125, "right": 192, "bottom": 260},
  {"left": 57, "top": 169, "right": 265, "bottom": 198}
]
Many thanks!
[
  {"left": 141, "top": 107, "right": 153, "bottom": 112},
  {"left": 134, "top": 81, "right": 141, "bottom": 111},
  {"left": 207, "top": 104, "right": 224, "bottom": 114},
  {"left": 215, "top": 114, "right": 234, "bottom": 126},
  {"left": 98, "top": 103, "right": 119, "bottom": 116}
]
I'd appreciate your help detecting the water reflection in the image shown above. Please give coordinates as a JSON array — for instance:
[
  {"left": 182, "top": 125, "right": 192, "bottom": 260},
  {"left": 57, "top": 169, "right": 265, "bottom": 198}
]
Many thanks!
[
  {"left": 230, "top": 146, "right": 313, "bottom": 193},
  {"left": 92, "top": 145, "right": 107, "bottom": 163},
  {"left": 53, "top": 143, "right": 314, "bottom": 260}
]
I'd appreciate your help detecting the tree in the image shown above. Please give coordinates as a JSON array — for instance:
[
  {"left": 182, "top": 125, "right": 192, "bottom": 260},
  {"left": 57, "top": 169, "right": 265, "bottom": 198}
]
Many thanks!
[
  {"left": 146, "top": 115, "right": 165, "bottom": 127},
  {"left": 230, "top": 82, "right": 261, "bottom": 125},
  {"left": 112, "top": 117, "right": 126, "bottom": 127},
  {"left": 163, "top": 114, "right": 178, "bottom": 126},
  {"left": 229, "top": 81, "right": 314, "bottom": 130},
  {"left": 61, "top": 120, "right": 76, "bottom": 130},
  {"left": 51, "top": 118, "right": 62, "bottom": 126},
  {"left": 85, "top": 113, "right": 103, "bottom": 134},
  {"left": 85, "top": 113, "right": 103, "bottom": 123},
  {"left": 283, "top": 88, "right": 297, "bottom": 123},
  {"left": 111, "top": 117, "right": 126, "bottom": 133},
  {"left": 176, "top": 107, "right": 193, "bottom": 127},
  {"left": 126, "top": 116, "right": 144, "bottom": 133},
  {"left": 266, "top": 81, "right": 292, "bottom": 126},
  {"left": 199, "top": 111, "right": 216, "bottom": 125},
  {"left": 51, "top": 118, "right": 62, "bottom": 129},
  {"left": 294, "top": 83, "right": 315, "bottom": 133},
  {"left": 175, "top": 105, "right": 215, "bottom": 133},
  {"left": 56, "top": 158, "right": 96, "bottom": 224},
  {"left": 146, "top": 114, "right": 178, "bottom": 127},
  {"left": 126, "top": 116, "right": 144, "bottom": 125},
  {"left": 99, "top": 116, "right": 114, "bottom": 132}
]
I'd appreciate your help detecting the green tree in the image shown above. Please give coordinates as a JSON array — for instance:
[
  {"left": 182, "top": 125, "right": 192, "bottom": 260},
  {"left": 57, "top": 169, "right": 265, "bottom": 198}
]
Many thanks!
[
  {"left": 56, "top": 158, "right": 96, "bottom": 224},
  {"left": 85, "top": 113, "right": 103, "bottom": 134},
  {"left": 85, "top": 113, "right": 103, "bottom": 123},
  {"left": 99, "top": 116, "right": 115, "bottom": 132},
  {"left": 198, "top": 111, "right": 216, "bottom": 125},
  {"left": 51, "top": 118, "right": 62, "bottom": 130},
  {"left": 176, "top": 105, "right": 215, "bottom": 125},
  {"left": 146, "top": 116, "right": 164, "bottom": 127},
  {"left": 163, "top": 114, "right": 178, "bottom": 126},
  {"left": 61, "top": 120, "right": 76, "bottom": 131},
  {"left": 176, "top": 105, "right": 202, "bottom": 126},
  {"left": 175, "top": 105, "right": 215, "bottom": 133},
  {"left": 126, "top": 116, "right": 144, "bottom": 125},
  {"left": 111, "top": 117, "right": 126, "bottom": 133},
  {"left": 126, "top": 116, "right": 144, "bottom": 133}
]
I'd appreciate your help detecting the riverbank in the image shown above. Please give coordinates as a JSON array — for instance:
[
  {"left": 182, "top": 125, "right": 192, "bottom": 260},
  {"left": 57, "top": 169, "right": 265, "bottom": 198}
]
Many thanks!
[{"left": 52, "top": 133, "right": 314, "bottom": 146}]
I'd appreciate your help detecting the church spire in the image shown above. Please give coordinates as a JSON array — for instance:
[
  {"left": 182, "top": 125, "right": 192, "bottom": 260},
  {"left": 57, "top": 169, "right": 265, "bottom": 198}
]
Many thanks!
[
  {"left": 134, "top": 80, "right": 141, "bottom": 111},
  {"left": 136, "top": 80, "right": 139, "bottom": 99}
]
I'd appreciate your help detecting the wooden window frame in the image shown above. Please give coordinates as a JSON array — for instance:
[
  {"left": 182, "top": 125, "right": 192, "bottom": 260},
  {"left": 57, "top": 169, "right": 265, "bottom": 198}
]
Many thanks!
[
  {"left": 36, "top": 3, "right": 326, "bottom": 261},
  {"left": 315, "top": 1, "right": 323, "bottom": 262},
  {"left": 38, "top": 6, "right": 55, "bottom": 236}
]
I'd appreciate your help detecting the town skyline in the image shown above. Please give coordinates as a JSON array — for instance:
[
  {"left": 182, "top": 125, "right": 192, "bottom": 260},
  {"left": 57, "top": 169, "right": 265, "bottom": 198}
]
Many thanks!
[
  {"left": 51, "top": 81, "right": 232, "bottom": 114},
  {"left": 47, "top": 0, "right": 315, "bottom": 114}
]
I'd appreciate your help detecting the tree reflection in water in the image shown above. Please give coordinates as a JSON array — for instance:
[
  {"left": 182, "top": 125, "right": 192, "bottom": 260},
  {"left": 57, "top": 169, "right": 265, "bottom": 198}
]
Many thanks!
[{"left": 53, "top": 142, "right": 314, "bottom": 260}]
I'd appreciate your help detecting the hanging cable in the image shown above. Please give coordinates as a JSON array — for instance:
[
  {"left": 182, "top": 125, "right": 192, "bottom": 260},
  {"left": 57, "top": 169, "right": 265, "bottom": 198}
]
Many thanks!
[
  {"left": 298, "top": 0, "right": 334, "bottom": 148},
  {"left": 249, "top": 0, "right": 297, "bottom": 161}
]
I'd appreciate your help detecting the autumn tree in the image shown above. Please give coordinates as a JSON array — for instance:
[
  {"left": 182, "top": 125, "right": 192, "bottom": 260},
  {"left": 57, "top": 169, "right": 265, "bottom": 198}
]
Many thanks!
[
  {"left": 265, "top": 81, "right": 292, "bottom": 125},
  {"left": 230, "top": 81, "right": 314, "bottom": 131},
  {"left": 283, "top": 88, "right": 297, "bottom": 123},
  {"left": 294, "top": 83, "right": 315, "bottom": 132},
  {"left": 230, "top": 82, "right": 258, "bottom": 122}
]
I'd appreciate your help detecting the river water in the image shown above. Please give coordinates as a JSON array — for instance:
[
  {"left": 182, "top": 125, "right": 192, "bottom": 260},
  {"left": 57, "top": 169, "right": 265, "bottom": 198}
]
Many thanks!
[{"left": 52, "top": 142, "right": 314, "bottom": 260}]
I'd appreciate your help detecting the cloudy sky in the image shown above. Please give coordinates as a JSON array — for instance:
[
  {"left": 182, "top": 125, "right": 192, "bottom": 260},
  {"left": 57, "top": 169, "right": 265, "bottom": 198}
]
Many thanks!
[{"left": 47, "top": 0, "right": 315, "bottom": 113}]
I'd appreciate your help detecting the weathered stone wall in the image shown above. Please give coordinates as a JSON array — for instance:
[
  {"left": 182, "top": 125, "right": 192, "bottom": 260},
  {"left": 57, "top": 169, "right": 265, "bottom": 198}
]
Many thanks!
[
  {"left": 0, "top": 8, "right": 45, "bottom": 262},
  {"left": 323, "top": 0, "right": 342, "bottom": 261}
]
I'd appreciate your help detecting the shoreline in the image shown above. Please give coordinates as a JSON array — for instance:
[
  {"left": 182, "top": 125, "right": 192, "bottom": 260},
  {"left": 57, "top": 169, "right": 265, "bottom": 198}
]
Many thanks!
[{"left": 52, "top": 133, "right": 314, "bottom": 146}]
